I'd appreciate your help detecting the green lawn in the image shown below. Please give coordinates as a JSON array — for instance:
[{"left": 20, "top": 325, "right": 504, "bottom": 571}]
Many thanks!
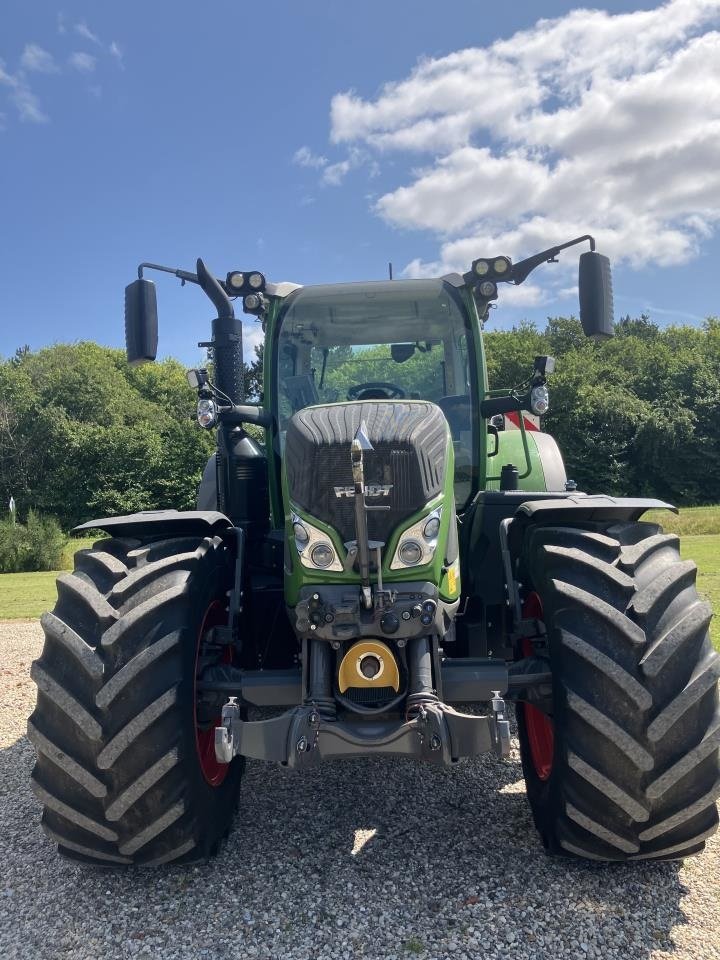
[
  {"left": 681, "top": 535, "right": 720, "bottom": 651},
  {"left": 0, "top": 536, "right": 100, "bottom": 620},
  {"left": 645, "top": 504, "right": 720, "bottom": 536},
  {"left": 1, "top": 525, "right": 718, "bottom": 650}
]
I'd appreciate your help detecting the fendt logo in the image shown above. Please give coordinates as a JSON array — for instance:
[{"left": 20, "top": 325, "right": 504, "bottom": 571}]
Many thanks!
[{"left": 334, "top": 484, "right": 393, "bottom": 499}]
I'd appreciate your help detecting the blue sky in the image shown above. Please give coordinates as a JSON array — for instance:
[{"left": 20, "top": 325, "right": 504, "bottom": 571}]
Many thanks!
[{"left": 1, "top": 0, "right": 718, "bottom": 366}]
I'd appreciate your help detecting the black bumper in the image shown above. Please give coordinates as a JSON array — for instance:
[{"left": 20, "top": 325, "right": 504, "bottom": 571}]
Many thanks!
[{"left": 215, "top": 700, "right": 510, "bottom": 768}]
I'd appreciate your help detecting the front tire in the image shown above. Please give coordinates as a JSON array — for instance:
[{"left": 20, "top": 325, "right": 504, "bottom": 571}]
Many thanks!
[
  {"left": 518, "top": 520, "right": 720, "bottom": 862},
  {"left": 28, "top": 533, "right": 244, "bottom": 866}
]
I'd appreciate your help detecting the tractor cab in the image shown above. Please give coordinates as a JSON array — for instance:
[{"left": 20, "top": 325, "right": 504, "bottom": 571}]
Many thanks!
[{"left": 273, "top": 278, "right": 479, "bottom": 509}]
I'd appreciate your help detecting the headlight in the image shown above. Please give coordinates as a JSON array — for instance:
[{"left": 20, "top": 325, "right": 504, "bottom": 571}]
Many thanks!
[
  {"left": 479, "top": 280, "right": 497, "bottom": 299},
  {"left": 398, "top": 540, "right": 423, "bottom": 565},
  {"left": 311, "top": 543, "right": 335, "bottom": 568},
  {"left": 196, "top": 398, "right": 218, "bottom": 429},
  {"left": 227, "top": 271, "right": 245, "bottom": 290},
  {"left": 291, "top": 511, "right": 343, "bottom": 572},
  {"left": 423, "top": 516, "right": 440, "bottom": 540},
  {"left": 248, "top": 272, "right": 265, "bottom": 290},
  {"left": 493, "top": 256, "right": 511, "bottom": 275},
  {"left": 530, "top": 384, "right": 549, "bottom": 415},
  {"left": 390, "top": 508, "right": 442, "bottom": 570}
]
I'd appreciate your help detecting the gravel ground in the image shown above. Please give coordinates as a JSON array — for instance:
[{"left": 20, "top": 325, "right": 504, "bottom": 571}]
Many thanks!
[{"left": 1, "top": 620, "right": 719, "bottom": 960}]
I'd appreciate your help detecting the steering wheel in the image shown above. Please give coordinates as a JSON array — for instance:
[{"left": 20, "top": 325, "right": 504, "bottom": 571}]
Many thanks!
[{"left": 347, "top": 381, "right": 407, "bottom": 401}]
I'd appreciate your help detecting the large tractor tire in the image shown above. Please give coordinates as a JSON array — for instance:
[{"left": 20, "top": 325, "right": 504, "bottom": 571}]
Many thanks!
[
  {"left": 28, "top": 533, "right": 244, "bottom": 866},
  {"left": 517, "top": 520, "right": 720, "bottom": 862}
]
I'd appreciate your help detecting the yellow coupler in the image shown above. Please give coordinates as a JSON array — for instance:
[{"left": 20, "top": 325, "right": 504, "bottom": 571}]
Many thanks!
[{"left": 338, "top": 640, "right": 400, "bottom": 692}]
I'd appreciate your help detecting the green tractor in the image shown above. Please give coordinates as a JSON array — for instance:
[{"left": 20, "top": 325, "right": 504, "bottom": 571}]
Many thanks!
[{"left": 29, "top": 236, "right": 719, "bottom": 867}]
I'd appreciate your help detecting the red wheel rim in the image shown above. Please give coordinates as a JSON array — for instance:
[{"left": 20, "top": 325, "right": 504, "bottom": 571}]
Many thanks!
[
  {"left": 194, "top": 601, "right": 232, "bottom": 787},
  {"left": 521, "top": 591, "right": 554, "bottom": 781}
]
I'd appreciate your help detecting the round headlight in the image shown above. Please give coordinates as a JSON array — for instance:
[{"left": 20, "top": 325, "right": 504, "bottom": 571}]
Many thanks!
[
  {"left": 474, "top": 260, "right": 489, "bottom": 276},
  {"left": 530, "top": 384, "right": 549, "bottom": 415},
  {"left": 311, "top": 543, "right": 335, "bottom": 568},
  {"left": 493, "top": 257, "right": 510, "bottom": 274},
  {"left": 248, "top": 272, "right": 264, "bottom": 290},
  {"left": 398, "top": 539, "right": 423, "bottom": 565},
  {"left": 228, "top": 271, "right": 245, "bottom": 290},
  {"left": 244, "top": 293, "right": 261, "bottom": 311},
  {"left": 423, "top": 517, "right": 440, "bottom": 540},
  {"left": 293, "top": 522, "right": 309, "bottom": 544},
  {"left": 196, "top": 398, "right": 218, "bottom": 429},
  {"left": 479, "top": 280, "right": 497, "bottom": 298}
]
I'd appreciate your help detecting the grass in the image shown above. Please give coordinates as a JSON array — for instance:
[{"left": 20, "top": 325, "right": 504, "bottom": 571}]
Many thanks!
[
  {"left": 0, "top": 515, "right": 718, "bottom": 650},
  {"left": 645, "top": 504, "right": 720, "bottom": 536},
  {"left": 680, "top": 535, "right": 720, "bottom": 651},
  {"left": 0, "top": 535, "right": 101, "bottom": 620}
]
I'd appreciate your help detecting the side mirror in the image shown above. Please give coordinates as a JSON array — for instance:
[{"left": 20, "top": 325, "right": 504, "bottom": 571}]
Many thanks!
[
  {"left": 124, "top": 278, "right": 158, "bottom": 365},
  {"left": 578, "top": 252, "right": 614, "bottom": 338}
]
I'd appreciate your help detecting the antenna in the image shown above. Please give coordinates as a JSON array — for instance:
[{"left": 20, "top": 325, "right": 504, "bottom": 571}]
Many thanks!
[{"left": 388, "top": 262, "right": 393, "bottom": 280}]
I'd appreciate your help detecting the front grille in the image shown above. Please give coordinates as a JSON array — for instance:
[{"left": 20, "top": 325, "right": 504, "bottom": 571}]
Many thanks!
[{"left": 285, "top": 401, "right": 448, "bottom": 543}]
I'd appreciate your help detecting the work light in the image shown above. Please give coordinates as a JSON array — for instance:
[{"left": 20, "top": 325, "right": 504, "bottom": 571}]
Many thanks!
[
  {"left": 473, "top": 260, "right": 490, "bottom": 276},
  {"left": 530, "top": 384, "right": 549, "bottom": 415},
  {"left": 197, "top": 398, "right": 218, "bottom": 429}
]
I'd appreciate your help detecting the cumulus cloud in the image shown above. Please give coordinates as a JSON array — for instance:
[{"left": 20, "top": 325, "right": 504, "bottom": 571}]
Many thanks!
[
  {"left": 20, "top": 44, "right": 59, "bottom": 74},
  {"left": 329, "top": 0, "right": 720, "bottom": 280},
  {"left": 69, "top": 52, "right": 97, "bottom": 73}
]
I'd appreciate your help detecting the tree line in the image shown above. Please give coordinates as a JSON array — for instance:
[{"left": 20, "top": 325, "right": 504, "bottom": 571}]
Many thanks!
[{"left": 0, "top": 314, "right": 718, "bottom": 532}]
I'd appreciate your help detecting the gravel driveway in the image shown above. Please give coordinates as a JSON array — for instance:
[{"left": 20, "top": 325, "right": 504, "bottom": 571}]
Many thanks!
[{"left": 1, "top": 620, "right": 718, "bottom": 960}]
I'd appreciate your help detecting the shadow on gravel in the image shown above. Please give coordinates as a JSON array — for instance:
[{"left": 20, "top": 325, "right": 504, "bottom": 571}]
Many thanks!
[{"left": 0, "top": 726, "right": 694, "bottom": 960}]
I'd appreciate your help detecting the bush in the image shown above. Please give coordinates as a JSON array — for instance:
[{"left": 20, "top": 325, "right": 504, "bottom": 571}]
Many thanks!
[{"left": 0, "top": 512, "right": 67, "bottom": 573}]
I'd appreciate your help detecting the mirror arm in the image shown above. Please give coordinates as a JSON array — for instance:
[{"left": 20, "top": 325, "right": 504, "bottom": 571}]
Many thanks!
[
  {"left": 510, "top": 234, "right": 595, "bottom": 285},
  {"left": 136, "top": 260, "right": 235, "bottom": 319},
  {"left": 138, "top": 262, "right": 200, "bottom": 285}
]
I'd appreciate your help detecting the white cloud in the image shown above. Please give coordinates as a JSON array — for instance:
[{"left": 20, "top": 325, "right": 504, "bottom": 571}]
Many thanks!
[
  {"left": 20, "top": 44, "right": 59, "bottom": 74},
  {"left": 293, "top": 145, "right": 328, "bottom": 169},
  {"left": 69, "top": 52, "right": 97, "bottom": 73},
  {"left": 11, "top": 85, "right": 48, "bottom": 123},
  {"left": 0, "top": 58, "right": 48, "bottom": 123},
  {"left": 74, "top": 22, "right": 101, "bottom": 45},
  {"left": 243, "top": 321, "right": 265, "bottom": 357},
  {"left": 109, "top": 42, "right": 124, "bottom": 69},
  {"left": 328, "top": 0, "right": 720, "bottom": 282}
]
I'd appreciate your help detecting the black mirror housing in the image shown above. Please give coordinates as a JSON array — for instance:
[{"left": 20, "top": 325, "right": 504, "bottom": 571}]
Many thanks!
[
  {"left": 125, "top": 278, "right": 158, "bottom": 365},
  {"left": 579, "top": 251, "right": 614, "bottom": 339},
  {"left": 391, "top": 343, "right": 416, "bottom": 363}
]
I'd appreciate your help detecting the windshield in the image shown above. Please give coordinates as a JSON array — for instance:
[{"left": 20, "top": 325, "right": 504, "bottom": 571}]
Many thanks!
[{"left": 275, "top": 279, "right": 478, "bottom": 508}]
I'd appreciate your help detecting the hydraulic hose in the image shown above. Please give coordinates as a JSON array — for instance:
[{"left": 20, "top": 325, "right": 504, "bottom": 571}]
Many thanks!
[
  {"left": 307, "top": 639, "right": 336, "bottom": 719},
  {"left": 406, "top": 636, "right": 439, "bottom": 716}
]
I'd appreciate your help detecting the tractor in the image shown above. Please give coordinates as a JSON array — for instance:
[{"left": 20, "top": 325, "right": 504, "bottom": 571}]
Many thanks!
[{"left": 29, "top": 236, "right": 719, "bottom": 866}]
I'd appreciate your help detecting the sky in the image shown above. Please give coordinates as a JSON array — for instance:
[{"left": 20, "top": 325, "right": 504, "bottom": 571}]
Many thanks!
[{"left": 1, "top": 0, "right": 719, "bottom": 366}]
